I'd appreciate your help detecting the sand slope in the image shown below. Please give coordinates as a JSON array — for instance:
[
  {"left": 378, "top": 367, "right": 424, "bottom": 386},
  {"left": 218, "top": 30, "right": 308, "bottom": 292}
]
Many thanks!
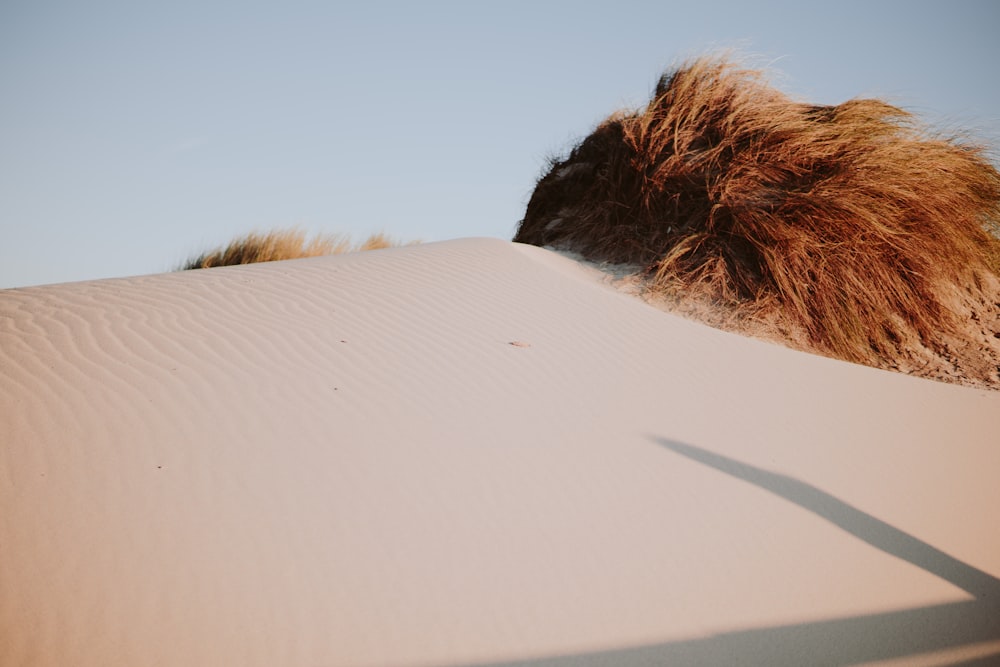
[{"left": 2, "top": 238, "right": 999, "bottom": 666}]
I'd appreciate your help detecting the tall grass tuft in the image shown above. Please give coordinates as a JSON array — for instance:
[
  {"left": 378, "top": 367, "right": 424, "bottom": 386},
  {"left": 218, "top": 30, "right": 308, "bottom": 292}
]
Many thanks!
[{"left": 515, "top": 56, "right": 1000, "bottom": 372}]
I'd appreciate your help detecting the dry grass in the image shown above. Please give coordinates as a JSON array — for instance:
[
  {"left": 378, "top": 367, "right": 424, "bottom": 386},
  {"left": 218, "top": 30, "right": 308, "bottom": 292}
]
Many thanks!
[
  {"left": 515, "top": 56, "right": 1000, "bottom": 385},
  {"left": 181, "top": 229, "right": 405, "bottom": 270}
]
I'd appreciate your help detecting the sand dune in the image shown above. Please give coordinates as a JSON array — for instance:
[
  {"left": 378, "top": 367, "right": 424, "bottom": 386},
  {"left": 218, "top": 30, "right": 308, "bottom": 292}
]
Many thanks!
[{"left": 2, "top": 238, "right": 999, "bottom": 666}]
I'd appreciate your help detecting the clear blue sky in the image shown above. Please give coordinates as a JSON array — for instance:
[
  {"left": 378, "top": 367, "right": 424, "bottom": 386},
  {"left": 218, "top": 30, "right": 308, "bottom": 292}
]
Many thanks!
[{"left": 2, "top": 0, "right": 998, "bottom": 288}]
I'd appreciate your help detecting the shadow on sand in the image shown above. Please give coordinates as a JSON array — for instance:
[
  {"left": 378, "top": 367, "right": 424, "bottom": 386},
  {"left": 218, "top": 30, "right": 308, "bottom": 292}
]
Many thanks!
[{"left": 459, "top": 439, "right": 1000, "bottom": 667}]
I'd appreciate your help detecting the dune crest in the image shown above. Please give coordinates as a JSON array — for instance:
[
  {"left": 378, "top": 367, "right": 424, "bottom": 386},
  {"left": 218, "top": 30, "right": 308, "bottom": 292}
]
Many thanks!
[
  {"left": 515, "top": 56, "right": 1000, "bottom": 388},
  {"left": 3, "top": 238, "right": 999, "bottom": 665}
]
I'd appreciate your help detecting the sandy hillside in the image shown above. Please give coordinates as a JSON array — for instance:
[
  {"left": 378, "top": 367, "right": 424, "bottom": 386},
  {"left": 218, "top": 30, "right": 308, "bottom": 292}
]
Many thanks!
[{"left": 2, "top": 238, "right": 999, "bottom": 666}]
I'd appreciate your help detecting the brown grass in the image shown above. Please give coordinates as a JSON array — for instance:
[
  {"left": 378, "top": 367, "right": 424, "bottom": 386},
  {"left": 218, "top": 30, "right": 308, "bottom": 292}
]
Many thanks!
[
  {"left": 181, "top": 229, "right": 405, "bottom": 270},
  {"left": 515, "top": 56, "right": 1000, "bottom": 384}
]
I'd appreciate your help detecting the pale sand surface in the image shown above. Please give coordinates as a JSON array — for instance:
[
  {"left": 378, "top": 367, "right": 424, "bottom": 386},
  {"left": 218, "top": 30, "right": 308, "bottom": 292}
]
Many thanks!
[{"left": 2, "top": 238, "right": 998, "bottom": 666}]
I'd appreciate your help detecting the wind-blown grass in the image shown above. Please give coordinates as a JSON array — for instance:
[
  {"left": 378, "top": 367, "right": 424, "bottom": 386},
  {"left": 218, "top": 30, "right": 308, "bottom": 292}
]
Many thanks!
[{"left": 515, "top": 56, "right": 1000, "bottom": 382}]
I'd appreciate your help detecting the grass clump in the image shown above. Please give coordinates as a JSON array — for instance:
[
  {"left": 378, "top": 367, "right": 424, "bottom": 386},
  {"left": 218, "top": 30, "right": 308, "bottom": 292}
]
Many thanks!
[
  {"left": 181, "top": 229, "right": 404, "bottom": 270},
  {"left": 515, "top": 56, "right": 1000, "bottom": 379}
]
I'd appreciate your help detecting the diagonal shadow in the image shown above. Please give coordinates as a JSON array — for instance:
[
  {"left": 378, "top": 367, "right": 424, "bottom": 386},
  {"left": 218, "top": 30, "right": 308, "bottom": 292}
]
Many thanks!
[
  {"left": 468, "top": 599, "right": 1000, "bottom": 666},
  {"left": 451, "top": 440, "right": 1000, "bottom": 667},
  {"left": 654, "top": 439, "right": 1000, "bottom": 600}
]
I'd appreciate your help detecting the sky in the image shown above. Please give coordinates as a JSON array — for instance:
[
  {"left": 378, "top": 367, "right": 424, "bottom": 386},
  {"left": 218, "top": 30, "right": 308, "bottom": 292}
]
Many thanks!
[{"left": 2, "top": 0, "right": 999, "bottom": 288}]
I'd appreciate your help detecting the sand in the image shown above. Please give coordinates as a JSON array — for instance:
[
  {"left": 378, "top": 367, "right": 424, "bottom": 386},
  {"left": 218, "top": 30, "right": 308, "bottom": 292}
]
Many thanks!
[{"left": 2, "top": 238, "right": 999, "bottom": 666}]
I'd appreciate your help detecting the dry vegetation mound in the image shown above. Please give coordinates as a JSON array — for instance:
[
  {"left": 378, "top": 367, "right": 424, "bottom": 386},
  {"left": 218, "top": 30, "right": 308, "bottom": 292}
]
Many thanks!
[
  {"left": 515, "top": 56, "right": 1000, "bottom": 388},
  {"left": 182, "top": 229, "right": 403, "bottom": 270}
]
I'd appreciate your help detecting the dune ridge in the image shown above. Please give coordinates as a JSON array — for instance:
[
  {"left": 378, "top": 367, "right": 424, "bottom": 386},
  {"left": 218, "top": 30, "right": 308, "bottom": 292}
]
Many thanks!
[{"left": 2, "top": 238, "right": 999, "bottom": 666}]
